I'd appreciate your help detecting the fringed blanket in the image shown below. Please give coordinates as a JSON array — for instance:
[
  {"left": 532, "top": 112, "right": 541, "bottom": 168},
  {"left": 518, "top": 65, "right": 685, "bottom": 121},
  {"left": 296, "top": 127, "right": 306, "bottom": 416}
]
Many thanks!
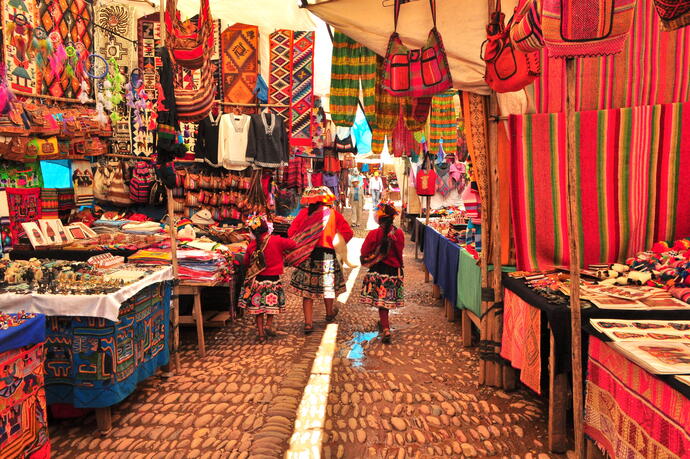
[
  {"left": 284, "top": 207, "right": 331, "bottom": 267},
  {"left": 585, "top": 335, "right": 690, "bottom": 458},
  {"left": 535, "top": 1, "right": 690, "bottom": 112},
  {"left": 510, "top": 102, "right": 690, "bottom": 271},
  {"left": 542, "top": 0, "right": 636, "bottom": 58},
  {"left": 221, "top": 23, "right": 259, "bottom": 105}
]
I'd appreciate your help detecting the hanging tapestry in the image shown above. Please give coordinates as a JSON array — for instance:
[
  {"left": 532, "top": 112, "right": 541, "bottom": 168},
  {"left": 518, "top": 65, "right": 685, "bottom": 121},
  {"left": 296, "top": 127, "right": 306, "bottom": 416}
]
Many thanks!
[
  {"left": 329, "top": 30, "right": 376, "bottom": 128},
  {"left": 289, "top": 31, "right": 315, "bottom": 147},
  {"left": 652, "top": 0, "right": 690, "bottom": 30},
  {"left": 0, "top": 341, "right": 50, "bottom": 458},
  {"left": 2, "top": 0, "right": 39, "bottom": 93},
  {"left": 70, "top": 160, "right": 93, "bottom": 207},
  {"left": 6, "top": 187, "right": 41, "bottom": 245},
  {"left": 220, "top": 23, "right": 258, "bottom": 105},
  {"left": 541, "top": 0, "right": 636, "bottom": 58},
  {"left": 0, "top": 160, "right": 42, "bottom": 189},
  {"left": 45, "top": 283, "right": 170, "bottom": 408},
  {"left": 269, "top": 29, "right": 294, "bottom": 121},
  {"left": 137, "top": 12, "right": 162, "bottom": 98},
  {"left": 38, "top": 0, "right": 92, "bottom": 98},
  {"left": 585, "top": 336, "right": 690, "bottom": 459},
  {"left": 429, "top": 91, "right": 458, "bottom": 156},
  {"left": 391, "top": 105, "right": 420, "bottom": 158},
  {"left": 510, "top": 102, "right": 690, "bottom": 271},
  {"left": 500, "top": 290, "right": 542, "bottom": 394},
  {"left": 371, "top": 56, "right": 398, "bottom": 155},
  {"left": 535, "top": 1, "right": 690, "bottom": 112},
  {"left": 211, "top": 19, "right": 223, "bottom": 100},
  {"left": 57, "top": 188, "right": 74, "bottom": 221},
  {"left": 461, "top": 92, "right": 490, "bottom": 225},
  {"left": 40, "top": 188, "right": 58, "bottom": 219}
]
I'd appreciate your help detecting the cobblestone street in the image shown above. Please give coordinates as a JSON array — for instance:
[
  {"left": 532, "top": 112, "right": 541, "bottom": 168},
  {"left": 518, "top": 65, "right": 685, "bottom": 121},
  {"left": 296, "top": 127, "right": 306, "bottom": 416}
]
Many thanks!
[{"left": 48, "top": 216, "right": 559, "bottom": 458}]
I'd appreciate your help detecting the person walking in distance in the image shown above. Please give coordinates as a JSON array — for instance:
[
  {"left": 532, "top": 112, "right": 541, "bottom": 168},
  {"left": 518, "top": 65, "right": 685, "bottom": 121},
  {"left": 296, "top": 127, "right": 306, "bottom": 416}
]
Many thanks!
[
  {"left": 369, "top": 171, "right": 383, "bottom": 206},
  {"left": 359, "top": 201, "right": 405, "bottom": 344},
  {"left": 348, "top": 178, "right": 364, "bottom": 227}
]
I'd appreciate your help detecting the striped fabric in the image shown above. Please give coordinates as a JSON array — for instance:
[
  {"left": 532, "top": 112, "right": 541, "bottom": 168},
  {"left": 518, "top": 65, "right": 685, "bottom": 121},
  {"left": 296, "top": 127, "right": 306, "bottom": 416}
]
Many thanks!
[
  {"left": 510, "top": 102, "right": 690, "bottom": 271},
  {"left": 542, "top": 0, "right": 636, "bottom": 58},
  {"left": 329, "top": 31, "right": 376, "bottom": 128},
  {"left": 535, "top": 0, "right": 690, "bottom": 113},
  {"left": 40, "top": 188, "right": 59, "bottom": 219},
  {"left": 429, "top": 91, "right": 457, "bottom": 156},
  {"left": 371, "top": 57, "right": 399, "bottom": 155},
  {"left": 652, "top": 0, "right": 690, "bottom": 31}
]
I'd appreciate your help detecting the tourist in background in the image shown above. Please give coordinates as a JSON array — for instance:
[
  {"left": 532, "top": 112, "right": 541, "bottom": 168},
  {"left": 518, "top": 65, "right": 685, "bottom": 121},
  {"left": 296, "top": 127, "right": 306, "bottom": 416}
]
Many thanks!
[
  {"left": 369, "top": 171, "right": 383, "bottom": 205},
  {"left": 348, "top": 178, "right": 364, "bottom": 227}
]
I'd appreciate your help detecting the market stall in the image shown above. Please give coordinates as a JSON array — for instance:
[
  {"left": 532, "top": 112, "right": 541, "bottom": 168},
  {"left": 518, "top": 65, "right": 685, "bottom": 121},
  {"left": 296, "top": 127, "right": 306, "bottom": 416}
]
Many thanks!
[{"left": 0, "top": 312, "right": 49, "bottom": 457}]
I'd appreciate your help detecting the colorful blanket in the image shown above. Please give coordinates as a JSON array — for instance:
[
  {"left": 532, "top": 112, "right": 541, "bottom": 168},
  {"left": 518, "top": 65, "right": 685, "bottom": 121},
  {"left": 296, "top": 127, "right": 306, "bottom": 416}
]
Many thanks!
[
  {"left": 137, "top": 12, "right": 163, "bottom": 99},
  {"left": 585, "top": 335, "right": 690, "bottom": 458},
  {"left": 221, "top": 23, "right": 259, "bottom": 105},
  {"left": 371, "top": 56, "right": 398, "bottom": 155},
  {"left": 289, "top": 31, "right": 315, "bottom": 147},
  {"left": 653, "top": 0, "right": 690, "bottom": 30},
  {"left": 429, "top": 91, "right": 457, "bottom": 156},
  {"left": 510, "top": 102, "right": 690, "bottom": 271},
  {"left": 45, "top": 282, "right": 170, "bottom": 408},
  {"left": 269, "top": 29, "right": 294, "bottom": 122},
  {"left": 329, "top": 31, "right": 376, "bottom": 128},
  {"left": 500, "top": 290, "right": 542, "bottom": 394},
  {"left": 535, "top": 1, "right": 690, "bottom": 112},
  {"left": 542, "top": 0, "right": 636, "bottom": 58},
  {"left": 2, "top": 0, "right": 39, "bottom": 94},
  {"left": 0, "top": 341, "right": 50, "bottom": 458},
  {"left": 7, "top": 187, "right": 41, "bottom": 246}
]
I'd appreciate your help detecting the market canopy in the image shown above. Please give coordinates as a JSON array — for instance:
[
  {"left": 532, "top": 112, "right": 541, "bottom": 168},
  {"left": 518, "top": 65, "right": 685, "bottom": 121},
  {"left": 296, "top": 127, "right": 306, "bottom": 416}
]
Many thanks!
[{"left": 305, "top": 0, "right": 518, "bottom": 95}]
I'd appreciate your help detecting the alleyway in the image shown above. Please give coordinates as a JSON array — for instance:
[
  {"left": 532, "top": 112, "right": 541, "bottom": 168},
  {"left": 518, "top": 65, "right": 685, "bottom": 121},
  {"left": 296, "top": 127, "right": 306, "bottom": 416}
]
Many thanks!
[{"left": 48, "top": 212, "right": 558, "bottom": 458}]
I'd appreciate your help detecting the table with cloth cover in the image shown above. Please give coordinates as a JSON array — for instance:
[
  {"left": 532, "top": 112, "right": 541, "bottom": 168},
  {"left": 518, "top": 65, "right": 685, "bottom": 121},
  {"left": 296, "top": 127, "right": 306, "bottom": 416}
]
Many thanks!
[
  {"left": 0, "top": 267, "right": 174, "bottom": 433},
  {"left": 0, "top": 313, "right": 50, "bottom": 458},
  {"left": 585, "top": 334, "right": 690, "bottom": 458}
]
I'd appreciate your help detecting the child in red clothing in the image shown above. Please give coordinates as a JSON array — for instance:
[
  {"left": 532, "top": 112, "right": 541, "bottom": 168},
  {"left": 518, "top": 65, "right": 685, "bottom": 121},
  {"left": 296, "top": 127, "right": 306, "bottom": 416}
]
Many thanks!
[
  {"left": 240, "top": 215, "right": 296, "bottom": 341},
  {"left": 360, "top": 201, "right": 405, "bottom": 344}
]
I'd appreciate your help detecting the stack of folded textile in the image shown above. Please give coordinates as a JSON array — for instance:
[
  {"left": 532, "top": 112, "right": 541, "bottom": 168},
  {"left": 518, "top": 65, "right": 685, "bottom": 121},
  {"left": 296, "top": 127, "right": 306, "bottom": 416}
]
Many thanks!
[{"left": 129, "top": 247, "right": 233, "bottom": 285}]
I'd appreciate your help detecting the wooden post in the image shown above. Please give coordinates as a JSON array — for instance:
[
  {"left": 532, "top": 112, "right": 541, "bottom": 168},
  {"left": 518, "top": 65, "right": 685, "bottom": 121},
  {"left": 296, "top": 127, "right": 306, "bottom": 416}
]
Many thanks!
[
  {"left": 424, "top": 196, "right": 431, "bottom": 284},
  {"left": 166, "top": 188, "right": 181, "bottom": 371},
  {"left": 565, "top": 57, "right": 584, "bottom": 458},
  {"left": 487, "top": 94, "right": 502, "bottom": 302}
]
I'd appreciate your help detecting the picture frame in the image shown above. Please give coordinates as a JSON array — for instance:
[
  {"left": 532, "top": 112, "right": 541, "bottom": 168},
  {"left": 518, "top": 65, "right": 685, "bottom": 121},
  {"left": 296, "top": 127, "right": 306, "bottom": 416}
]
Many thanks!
[
  {"left": 39, "top": 219, "right": 73, "bottom": 245},
  {"left": 66, "top": 222, "right": 97, "bottom": 239},
  {"left": 21, "top": 222, "right": 48, "bottom": 248}
]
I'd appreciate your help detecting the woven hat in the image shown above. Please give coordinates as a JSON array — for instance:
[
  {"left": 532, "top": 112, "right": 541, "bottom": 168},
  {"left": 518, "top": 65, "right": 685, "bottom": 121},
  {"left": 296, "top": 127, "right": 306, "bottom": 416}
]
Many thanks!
[
  {"left": 246, "top": 214, "right": 268, "bottom": 233},
  {"left": 300, "top": 186, "right": 336, "bottom": 206},
  {"left": 191, "top": 208, "right": 215, "bottom": 226},
  {"left": 375, "top": 200, "right": 399, "bottom": 220}
]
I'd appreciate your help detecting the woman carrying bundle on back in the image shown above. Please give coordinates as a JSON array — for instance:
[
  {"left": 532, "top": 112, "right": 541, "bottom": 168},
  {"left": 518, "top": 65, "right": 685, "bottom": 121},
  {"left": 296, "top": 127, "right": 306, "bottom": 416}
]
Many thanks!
[
  {"left": 359, "top": 201, "right": 405, "bottom": 344},
  {"left": 239, "top": 214, "right": 296, "bottom": 341}
]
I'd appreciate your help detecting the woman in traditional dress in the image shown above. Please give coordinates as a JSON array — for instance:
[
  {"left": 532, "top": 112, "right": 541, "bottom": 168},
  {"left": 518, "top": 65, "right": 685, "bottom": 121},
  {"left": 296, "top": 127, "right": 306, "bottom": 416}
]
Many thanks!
[
  {"left": 287, "top": 187, "right": 353, "bottom": 334},
  {"left": 359, "top": 201, "right": 405, "bottom": 344},
  {"left": 239, "top": 215, "right": 296, "bottom": 341}
]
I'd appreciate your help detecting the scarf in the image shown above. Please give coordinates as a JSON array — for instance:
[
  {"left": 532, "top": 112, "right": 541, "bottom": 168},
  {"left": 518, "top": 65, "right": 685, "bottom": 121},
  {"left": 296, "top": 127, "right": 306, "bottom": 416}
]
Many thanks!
[
  {"left": 435, "top": 163, "right": 451, "bottom": 197},
  {"left": 284, "top": 207, "right": 333, "bottom": 266}
]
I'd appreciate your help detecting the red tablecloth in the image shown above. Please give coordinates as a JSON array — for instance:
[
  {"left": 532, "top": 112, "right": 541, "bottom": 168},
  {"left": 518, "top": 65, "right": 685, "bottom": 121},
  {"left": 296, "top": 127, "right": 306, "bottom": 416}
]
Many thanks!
[{"left": 585, "top": 335, "right": 690, "bottom": 458}]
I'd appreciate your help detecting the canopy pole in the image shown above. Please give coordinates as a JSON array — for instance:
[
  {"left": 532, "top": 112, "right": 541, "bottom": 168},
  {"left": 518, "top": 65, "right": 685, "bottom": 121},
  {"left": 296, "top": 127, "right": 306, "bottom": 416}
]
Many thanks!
[
  {"left": 160, "top": 0, "right": 181, "bottom": 372},
  {"left": 565, "top": 57, "right": 584, "bottom": 458}
]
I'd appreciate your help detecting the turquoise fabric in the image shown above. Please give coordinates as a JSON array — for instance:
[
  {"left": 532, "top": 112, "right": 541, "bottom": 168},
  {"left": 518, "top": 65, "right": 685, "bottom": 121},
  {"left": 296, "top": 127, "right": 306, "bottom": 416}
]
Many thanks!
[{"left": 40, "top": 160, "right": 72, "bottom": 189}]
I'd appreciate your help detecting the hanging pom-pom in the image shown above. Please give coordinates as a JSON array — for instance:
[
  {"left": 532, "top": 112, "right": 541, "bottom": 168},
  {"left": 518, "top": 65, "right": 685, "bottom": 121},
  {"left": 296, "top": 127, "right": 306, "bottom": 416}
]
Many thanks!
[
  {"left": 104, "top": 99, "right": 113, "bottom": 111},
  {"left": 103, "top": 79, "right": 112, "bottom": 90},
  {"left": 111, "top": 93, "right": 122, "bottom": 105}
]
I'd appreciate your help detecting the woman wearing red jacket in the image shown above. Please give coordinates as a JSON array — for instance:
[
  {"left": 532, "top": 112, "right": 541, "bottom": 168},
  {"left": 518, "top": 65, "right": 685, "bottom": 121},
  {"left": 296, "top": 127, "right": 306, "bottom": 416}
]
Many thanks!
[
  {"left": 360, "top": 201, "right": 405, "bottom": 344},
  {"left": 287, "top": 187, "right": 353, "bottom": 334}
]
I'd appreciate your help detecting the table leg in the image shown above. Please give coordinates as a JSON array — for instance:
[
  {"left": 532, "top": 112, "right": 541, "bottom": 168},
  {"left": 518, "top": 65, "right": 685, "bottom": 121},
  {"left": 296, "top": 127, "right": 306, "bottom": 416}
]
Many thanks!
[
  {"left": 95, "top": 407, "right": 112, "bottom": 434},
  {"left": 424, "top": 266, "right": 429, "bottom": 283},
  {"left": 415, "top": 223, "right": 419, "bottom": 259},
  {"left": 193, "top": 289, "right": 206, "bottom": 358},
  {"left": 461, "top": 309, "right": 472, "bottom": 347},
  {"left": 432, "top": 284, "right": 440, "bottom": 299},
  {"left": 548, "top": 329, "right": 568, "bottom": 453},
  {"left": 445, "top": 299, "right": 457, "bottom": 322}
]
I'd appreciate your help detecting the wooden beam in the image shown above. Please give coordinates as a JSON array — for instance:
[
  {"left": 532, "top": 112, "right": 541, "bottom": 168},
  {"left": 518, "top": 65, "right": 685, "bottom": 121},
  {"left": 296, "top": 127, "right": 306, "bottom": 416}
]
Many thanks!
[
  {"left": 565, "top": 57, "right": 585, "bottom": 458},
  {"left": 548, "top": 328, "right": 568, "bottom": 453},
  {"left": 487, "top": 93, "right": 503, "bottom": 303}
]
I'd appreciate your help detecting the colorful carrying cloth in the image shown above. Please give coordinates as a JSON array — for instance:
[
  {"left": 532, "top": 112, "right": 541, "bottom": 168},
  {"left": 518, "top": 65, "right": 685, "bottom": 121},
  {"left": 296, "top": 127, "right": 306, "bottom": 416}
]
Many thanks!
[
  {"left": 290, "top": 31, "right": 316, "bottom": 146},
  {"left": 429, "top": 91, "right": 458, "bottom": 156},
  {"left": 510, "top": 102, "right": 690, "bottom": 271},
  {"left": 329, "top": 31, "right": 376, "bottom": 128},
  {"left": 653, "top": 0, "right": 690, "bottom": 30},
  {"left": 284, "top": 207, "right": 332, "bottom": 267},
  {"left": 535, "top": 1, "right": 690, "bottom": 113},
  {"left": 221, "top": 23, "right": 259, "bottom": 104},
  {"left": 542, "top": 0, "right": 636, "bottom": 58}
]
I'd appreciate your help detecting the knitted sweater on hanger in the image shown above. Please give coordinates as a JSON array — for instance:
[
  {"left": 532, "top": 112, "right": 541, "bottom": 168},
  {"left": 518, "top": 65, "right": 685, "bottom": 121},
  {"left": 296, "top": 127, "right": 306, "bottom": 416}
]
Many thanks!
[
  {"left": 246, "top": 112, "right": 289, "bottom": 168},
  {"left": 218, "top": 114, "right": 251, "bottom": 171}
]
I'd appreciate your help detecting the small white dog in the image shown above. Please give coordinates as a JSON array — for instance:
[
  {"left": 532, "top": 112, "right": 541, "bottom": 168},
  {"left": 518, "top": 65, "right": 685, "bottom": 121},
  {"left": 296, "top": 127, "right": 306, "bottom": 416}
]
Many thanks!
[{"left": 333, "top": 232, "right": 358, "bottom": 268}]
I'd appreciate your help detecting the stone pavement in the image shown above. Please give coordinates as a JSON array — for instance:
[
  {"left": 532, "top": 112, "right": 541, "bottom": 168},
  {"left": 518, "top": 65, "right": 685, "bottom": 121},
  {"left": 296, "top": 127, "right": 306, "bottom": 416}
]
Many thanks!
[{"left": 48, "top": 216, "right": 562, "bottom": 458}]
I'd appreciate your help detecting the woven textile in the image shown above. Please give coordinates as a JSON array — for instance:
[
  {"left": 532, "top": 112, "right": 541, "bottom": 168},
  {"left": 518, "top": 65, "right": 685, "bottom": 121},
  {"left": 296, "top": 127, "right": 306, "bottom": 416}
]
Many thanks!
[
  {"left": 2, "top": 0, "right": 39, "bottom": 93},
  {"left": 138, "top": 12, "right": 162, "bottom": 98},
  {"left": 585, "top": 335, "right": 690, "bottom": 458},
  {"left": 329, "top": 31, "right": 376, "bottom": 128},
  {"left": 653, "top": 0, "right": 690, "bottom": 30},
  {"left": 461, "top": 92, "right": 490, "bottom": 230},
  {"left": 7, "top": 187, "right": 41, "bottom": 245},
  {"left": 510, "top": 102, "right": 690, "bottom": 271},
  {"left": 221, "top": 23, "right": 258, "bottom": 105},
  {"left": 40, "top": 188, "right": 58, "bottom": 219},
  {"left": 392, "top": 105, "right": 420, "bottom": 158},
  {"left": 371, "top": 57, "right": 398, "bottom": 155},
  {"left": 269, "top": 29, "right": 294, "bottom": 121},
  {"left": 45, "top": 283, "right": 170, "bottom": 408},
  {"left": 0, "top": 342, "right": 50, "bottom": 458},
  {"left": 39, "top": 0, "right": 93, "bottom": 98},
  {"left": 542, "top": 0, "right": 636, "bottom": 58},
  {"left": 500, "top": 290, "right": 542, "bottom": 394},
  {"left": 95, "top": 2, "right": 136, "bottom": 71},
  {"left": 429, "top": 91, "right": 457, "bottom": 156},
  {"left": 288, "top": 31, "right": 315, "bottom": 147},
  {"left": 535, "top": 1, "right": 690, "bottom": 112}
]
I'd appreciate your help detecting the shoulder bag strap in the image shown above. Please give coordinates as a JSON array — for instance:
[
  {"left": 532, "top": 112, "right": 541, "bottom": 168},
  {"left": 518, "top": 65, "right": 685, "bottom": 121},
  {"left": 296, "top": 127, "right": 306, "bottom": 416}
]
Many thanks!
[
  {"left": 429, "top": 0, "right": 437, "bottom": 28},
  {"left": 393, "top": 0, "right": 401, "bottom": 32}
]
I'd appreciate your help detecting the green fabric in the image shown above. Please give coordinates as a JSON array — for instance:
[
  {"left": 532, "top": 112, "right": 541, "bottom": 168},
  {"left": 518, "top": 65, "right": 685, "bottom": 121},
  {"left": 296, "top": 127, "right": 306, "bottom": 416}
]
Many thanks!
[{"left": 456, "top": 248, "right": 482, "bottom": 317}]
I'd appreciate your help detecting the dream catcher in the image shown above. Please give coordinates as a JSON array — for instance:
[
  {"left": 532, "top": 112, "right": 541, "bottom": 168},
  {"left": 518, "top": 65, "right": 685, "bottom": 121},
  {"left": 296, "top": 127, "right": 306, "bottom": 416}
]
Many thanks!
[
  {"left": 104, "top": 58, "right": 126, "bottom": 121},
  {"left": 85, "top": 53, "right": 109, "bottom": 123},
  {"left": 29, "top": 27, "right": 53, "bottom": 72},
  {"left": 126, "top": 69, "right": 154, "bottom": 151}
]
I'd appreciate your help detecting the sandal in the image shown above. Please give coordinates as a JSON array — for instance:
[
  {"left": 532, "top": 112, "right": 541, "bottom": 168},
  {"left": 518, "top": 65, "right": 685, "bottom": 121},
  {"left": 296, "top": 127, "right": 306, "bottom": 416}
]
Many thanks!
[
  {"left": 304, "top": 324, "right": 314, "bottom": 335},
  {"left": 381, "top": 328, "right": 391, "bottom": 344},
  {"left": 265, "top": 327, "right": 277, "bottom": 337},
  {"left": 325, "top": 307, "right": 340, "bottom": 323}
]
